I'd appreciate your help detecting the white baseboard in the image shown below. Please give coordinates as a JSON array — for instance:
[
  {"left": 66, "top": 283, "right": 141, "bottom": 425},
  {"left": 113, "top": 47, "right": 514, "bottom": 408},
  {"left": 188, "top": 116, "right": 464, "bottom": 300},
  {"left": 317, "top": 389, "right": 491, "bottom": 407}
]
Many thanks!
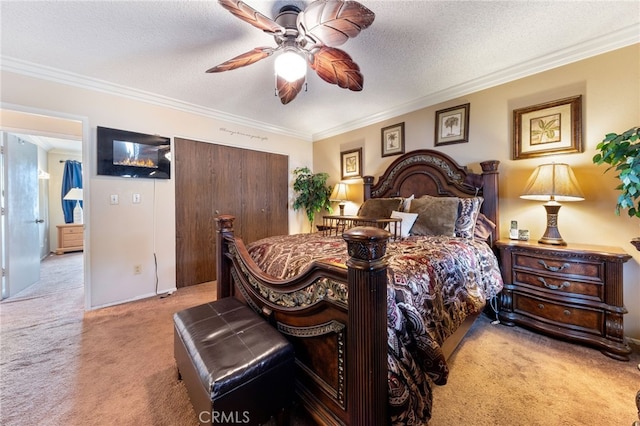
[{"left": 88, "top": 288, "right": 177, "bottom": 310}]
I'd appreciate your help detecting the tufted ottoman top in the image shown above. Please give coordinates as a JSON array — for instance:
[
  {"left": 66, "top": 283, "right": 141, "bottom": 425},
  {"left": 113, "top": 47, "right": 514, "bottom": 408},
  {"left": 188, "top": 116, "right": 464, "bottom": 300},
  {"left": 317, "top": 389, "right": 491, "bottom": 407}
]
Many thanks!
[{"left": 173, "top": 297, "right": 294, "bottom": 400}]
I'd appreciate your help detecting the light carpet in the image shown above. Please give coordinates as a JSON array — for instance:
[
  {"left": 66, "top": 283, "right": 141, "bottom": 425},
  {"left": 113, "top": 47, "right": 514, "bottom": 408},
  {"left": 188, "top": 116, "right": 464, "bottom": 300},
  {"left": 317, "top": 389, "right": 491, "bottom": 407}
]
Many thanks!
[{"left": 1, "top": 252, "right": 638, "bottom": 425}]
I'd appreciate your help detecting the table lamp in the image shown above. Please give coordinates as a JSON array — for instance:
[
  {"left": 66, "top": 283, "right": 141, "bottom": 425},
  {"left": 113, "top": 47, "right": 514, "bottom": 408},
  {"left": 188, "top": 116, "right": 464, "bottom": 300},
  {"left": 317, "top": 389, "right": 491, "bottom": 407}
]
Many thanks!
[
  {"left": 520, "top": 163, "right": 584, "bottom": 245},
  {"left": 63, "top": 187, "right": 84, "bottom": 224},
  {"left": 330, "top": 182, "right": 350, "bottom": 216}
]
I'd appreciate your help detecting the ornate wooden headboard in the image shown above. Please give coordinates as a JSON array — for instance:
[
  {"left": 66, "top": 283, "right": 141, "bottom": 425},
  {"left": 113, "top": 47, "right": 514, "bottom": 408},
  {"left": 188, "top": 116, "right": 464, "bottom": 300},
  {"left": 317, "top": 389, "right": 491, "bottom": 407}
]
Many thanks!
[{"left": 363, "top": 149, "right": 500, "bottom": 243}]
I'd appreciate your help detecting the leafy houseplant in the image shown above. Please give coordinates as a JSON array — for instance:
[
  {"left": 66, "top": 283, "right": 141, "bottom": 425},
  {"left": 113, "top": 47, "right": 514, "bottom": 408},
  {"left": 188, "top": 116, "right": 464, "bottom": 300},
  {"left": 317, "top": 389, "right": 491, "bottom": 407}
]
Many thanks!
[
  {"left": 592, "top": 126, "right": 640, "bottom": 249},
  {"left": 292, "top": 167, "right": 333, "bottom": 232}
]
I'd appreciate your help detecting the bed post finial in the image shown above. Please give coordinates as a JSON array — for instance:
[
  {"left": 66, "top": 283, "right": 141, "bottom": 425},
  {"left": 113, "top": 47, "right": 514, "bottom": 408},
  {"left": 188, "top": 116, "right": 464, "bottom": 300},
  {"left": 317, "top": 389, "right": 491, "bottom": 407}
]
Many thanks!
[
  {"left": 343, "top": 226, "right": 389, "bottom": 426},
  {"left": 215, "top": 215, "right": 235, "bottom": 299}
]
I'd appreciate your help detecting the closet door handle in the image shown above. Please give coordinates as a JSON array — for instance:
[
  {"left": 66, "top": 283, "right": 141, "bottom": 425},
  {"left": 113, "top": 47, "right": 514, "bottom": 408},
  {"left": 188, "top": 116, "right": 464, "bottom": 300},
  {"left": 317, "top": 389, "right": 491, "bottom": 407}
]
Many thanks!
[{"left": 35, "top": 219, "right": 44, "bottom": 223}]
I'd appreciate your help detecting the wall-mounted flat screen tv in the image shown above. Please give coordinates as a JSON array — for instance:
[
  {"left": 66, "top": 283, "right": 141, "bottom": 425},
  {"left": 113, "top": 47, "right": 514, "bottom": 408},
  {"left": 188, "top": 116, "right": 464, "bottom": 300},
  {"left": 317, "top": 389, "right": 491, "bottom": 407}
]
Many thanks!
[{"left": 97, "top": 126, "right": 171, "bottom": 179}]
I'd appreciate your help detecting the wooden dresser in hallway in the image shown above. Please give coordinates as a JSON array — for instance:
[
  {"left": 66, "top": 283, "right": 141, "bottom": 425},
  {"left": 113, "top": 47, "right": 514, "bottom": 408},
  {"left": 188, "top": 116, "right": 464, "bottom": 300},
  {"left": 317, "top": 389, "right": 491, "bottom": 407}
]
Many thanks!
[{"left": 55, "top": 224, "right": 83, "bottom": 254}]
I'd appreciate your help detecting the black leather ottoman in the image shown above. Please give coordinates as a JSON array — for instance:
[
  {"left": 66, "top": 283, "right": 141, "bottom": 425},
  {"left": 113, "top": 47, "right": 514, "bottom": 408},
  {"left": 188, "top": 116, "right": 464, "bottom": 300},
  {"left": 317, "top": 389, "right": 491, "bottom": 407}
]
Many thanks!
[{"left": 174, "top": 297, "right": 295, "bottom": 426}]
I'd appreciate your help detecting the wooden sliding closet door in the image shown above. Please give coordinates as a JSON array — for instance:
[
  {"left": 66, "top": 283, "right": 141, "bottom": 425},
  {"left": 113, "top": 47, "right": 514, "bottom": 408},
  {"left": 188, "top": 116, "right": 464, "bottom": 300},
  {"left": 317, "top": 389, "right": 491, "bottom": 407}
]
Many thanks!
[
  {"left": 239, "top": 148, "right": 289, "bottom": 242},
  {"left": 175, "top": 138, "right": 288, "bottom": 287}
]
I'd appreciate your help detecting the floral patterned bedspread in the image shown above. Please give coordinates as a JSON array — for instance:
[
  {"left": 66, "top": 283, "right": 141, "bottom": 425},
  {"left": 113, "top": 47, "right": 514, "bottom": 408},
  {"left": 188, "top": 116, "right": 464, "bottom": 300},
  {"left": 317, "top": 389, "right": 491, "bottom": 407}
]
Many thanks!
[{"left": 247, "top": 232, "right": 503, "bottom": 424}]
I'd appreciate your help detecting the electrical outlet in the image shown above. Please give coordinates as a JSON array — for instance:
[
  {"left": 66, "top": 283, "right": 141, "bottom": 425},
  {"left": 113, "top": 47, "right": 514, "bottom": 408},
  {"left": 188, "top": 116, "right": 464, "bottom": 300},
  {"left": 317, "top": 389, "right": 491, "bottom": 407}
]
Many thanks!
[{"left": 134, "top": 265, "right": 142, "bottom": 275}]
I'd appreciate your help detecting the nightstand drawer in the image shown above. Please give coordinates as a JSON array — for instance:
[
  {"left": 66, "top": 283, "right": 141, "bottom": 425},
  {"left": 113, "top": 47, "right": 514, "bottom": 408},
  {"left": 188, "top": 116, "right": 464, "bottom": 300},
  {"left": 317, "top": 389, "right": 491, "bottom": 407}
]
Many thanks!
[
  {"left": 62, "top": 227, "right": 83, "bottom": 235},
  {"left": 513, "top": 252, "right": 603, "bottom": 282},
  {"left": 513, "top": 293, "right": 602, "bottom": 334},
  {"left": 62, "top": 233, "right": 83, "bottom": 246},
  {"left": 513, "top": 271, "right": 603, "bottom": 301}
]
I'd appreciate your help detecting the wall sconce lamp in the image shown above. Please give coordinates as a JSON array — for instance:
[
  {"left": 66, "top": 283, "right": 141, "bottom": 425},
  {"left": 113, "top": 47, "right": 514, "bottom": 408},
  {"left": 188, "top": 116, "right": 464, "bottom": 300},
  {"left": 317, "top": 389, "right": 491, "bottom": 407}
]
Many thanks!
[
  {"left": 330, "top": 182, "right": 350, "bottom": 216},
  {"left": 63, "top": 187, "right": 84, "bottom": 224},
  {"left": 520, "top": 163, "right": 584, "bottom": 245}
]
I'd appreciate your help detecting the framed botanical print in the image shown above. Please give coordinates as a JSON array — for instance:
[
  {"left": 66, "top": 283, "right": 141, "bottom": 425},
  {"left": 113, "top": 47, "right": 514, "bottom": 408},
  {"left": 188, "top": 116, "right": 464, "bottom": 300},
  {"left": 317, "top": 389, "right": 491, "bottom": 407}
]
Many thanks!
[
  {"left": 513, "top": 95, "right": 582, "bottom": 160},
  {"left": 340, "top": 148, "right": 362, "bottom": 179},
  {"left": 435, "top": 103, "right": 470, "bottom": 146},
  {"left": 381, "top": 122, "right": 405, "bottom": 157}
]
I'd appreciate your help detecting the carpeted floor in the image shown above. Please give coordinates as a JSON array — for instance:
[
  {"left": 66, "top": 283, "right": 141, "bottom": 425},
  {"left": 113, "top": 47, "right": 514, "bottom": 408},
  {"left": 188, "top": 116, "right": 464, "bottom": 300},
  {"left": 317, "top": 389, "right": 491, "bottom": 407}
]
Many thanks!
[{"left": 1, "top": 252, "right": 638, "bottom": 425}]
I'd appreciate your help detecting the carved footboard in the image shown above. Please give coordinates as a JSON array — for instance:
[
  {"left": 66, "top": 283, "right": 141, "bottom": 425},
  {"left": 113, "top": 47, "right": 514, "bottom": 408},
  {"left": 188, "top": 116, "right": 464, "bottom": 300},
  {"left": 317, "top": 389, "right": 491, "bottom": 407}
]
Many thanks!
[{"left": 216, "top": 215, "right": 390, "bottom": 426}]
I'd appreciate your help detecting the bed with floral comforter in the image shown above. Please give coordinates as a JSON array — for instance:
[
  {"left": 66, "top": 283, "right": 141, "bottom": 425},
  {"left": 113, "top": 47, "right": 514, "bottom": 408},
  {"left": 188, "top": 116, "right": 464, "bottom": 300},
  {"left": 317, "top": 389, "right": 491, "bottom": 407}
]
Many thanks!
[{"left": 247, "top": 232, "right": 503, "bottom": 424}]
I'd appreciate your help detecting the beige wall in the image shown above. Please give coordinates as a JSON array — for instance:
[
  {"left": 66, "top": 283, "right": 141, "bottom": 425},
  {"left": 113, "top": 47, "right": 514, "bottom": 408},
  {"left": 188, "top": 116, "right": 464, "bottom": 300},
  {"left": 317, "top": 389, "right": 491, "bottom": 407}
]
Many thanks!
[
  {"left": 1, "top": 71, "right": 312, "bottom": 309},
  {"left": 313, "top": 44, "right": 640, "bottom": 339}
]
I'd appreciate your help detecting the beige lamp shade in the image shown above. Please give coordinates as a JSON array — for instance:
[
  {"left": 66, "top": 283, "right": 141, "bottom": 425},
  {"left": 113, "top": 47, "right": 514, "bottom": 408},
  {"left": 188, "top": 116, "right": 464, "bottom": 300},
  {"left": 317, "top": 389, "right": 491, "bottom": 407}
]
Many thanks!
[
  {"left": 520, "top": 163, "right": 584, "bottom": 202},
  {"left": 330, "top": 182, "right": 350, "bottom": 216},
  {"left": 520, "top": 163, "right": 584, "bottom": 245},
  {"left": 330, "top": 182, "right": 350, "bottom": 202}
]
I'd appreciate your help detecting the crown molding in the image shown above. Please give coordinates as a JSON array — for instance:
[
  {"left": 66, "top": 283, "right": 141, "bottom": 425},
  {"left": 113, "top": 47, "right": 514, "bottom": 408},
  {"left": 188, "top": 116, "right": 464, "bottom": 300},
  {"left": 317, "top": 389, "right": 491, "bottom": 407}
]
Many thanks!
[
  {"left": 0, "top": 57, "right": 312, "bottom": 141},
  {"left": 2, "top": 23, "right": 637, "bottom": 144},
  {"left": 312, "top": 24, "right": 640, "bottom": 141}
]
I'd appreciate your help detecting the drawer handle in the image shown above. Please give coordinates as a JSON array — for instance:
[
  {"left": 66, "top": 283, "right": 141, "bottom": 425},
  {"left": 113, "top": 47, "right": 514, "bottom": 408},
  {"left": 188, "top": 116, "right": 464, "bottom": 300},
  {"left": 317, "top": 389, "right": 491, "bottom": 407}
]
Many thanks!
[
  {"left": 537, "top": 277, "right": 570, "bottom": 290},
  {"left": 563, "top": 309, "right": 571, "bottom": 316},
  {"left": 537, "top": 303, "right": 544, "bottom": 310},
  {"left": 538, "top": 260, "right": 570, "bottom": 272}
]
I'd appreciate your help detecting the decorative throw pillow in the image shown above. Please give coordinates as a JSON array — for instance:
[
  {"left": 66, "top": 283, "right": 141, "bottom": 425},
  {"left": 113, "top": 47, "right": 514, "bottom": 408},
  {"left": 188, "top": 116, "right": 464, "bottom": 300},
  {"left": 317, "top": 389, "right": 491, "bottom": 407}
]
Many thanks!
[
  {"left": 358, "top": 198, "right": 403, "bottom": 218},
  {"left": 388, "top": 210, "right": 418, "bottom": 238},
  {"left": 474, "top": 212, "right": 496, "bottom": 242},
  {"left": 455, "top": 197, "right": 484, "bottom": 239},
  {"left": 409, "top": 195, "right": 459, "bottom": 236}
]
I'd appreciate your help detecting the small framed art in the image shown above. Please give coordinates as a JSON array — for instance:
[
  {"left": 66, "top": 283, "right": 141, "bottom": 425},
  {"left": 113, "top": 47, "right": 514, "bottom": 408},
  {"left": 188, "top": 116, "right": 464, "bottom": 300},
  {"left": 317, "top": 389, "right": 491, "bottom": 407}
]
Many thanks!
[
  {"left": 435, "top": 103, "right": 470, "bottom": 146},
  {"left": 381, "top": 122, "right": 405, "bottom": 157},
  {"left": 340, "top": 148, "right": 362, "bottom": 179},
  {"left": 513, "top": 95, "right": 582, "bottom": 160}
]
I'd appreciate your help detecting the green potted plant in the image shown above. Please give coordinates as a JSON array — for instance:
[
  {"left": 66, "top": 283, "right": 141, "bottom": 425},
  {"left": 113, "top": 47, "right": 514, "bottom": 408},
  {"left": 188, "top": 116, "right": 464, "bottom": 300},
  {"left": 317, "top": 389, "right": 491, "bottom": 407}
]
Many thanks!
[
  {"left": 292, "top": 167, "right": 333, "bottom": 232},
  {"left": 592, "top": 126, "right": 640, "bottom": 249}
]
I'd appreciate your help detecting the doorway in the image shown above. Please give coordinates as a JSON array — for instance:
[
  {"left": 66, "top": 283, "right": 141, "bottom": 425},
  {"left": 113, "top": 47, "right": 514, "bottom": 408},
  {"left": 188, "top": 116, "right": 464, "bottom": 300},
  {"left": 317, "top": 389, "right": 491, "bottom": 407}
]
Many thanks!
[{"left": 0, "top": 108, "right": 87, "bottom": 303}]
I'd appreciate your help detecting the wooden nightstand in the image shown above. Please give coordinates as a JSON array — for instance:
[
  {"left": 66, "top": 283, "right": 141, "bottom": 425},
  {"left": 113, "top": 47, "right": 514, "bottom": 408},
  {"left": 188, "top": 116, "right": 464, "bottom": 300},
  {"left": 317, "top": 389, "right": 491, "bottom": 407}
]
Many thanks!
[
  {"left": 495, "top": 239, "right": 632, "bottom": 361},
  {"left": 56, "top": 224, "right": 84, "bottom": 255}
]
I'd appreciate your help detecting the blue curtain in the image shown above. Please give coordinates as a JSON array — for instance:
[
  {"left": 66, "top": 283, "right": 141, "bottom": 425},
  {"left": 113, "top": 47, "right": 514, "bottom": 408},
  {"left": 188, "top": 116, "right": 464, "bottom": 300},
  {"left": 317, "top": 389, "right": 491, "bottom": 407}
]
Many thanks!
[{"left": 61, "top": 160, "right": 83, "bottom": 224}]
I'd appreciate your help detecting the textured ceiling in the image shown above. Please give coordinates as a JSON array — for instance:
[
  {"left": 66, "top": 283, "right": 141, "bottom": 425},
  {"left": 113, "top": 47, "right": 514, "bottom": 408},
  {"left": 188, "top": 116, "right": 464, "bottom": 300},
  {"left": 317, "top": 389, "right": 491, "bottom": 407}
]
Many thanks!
[{"left": 1, "top": 1, "right": 639, "bottom": 141}]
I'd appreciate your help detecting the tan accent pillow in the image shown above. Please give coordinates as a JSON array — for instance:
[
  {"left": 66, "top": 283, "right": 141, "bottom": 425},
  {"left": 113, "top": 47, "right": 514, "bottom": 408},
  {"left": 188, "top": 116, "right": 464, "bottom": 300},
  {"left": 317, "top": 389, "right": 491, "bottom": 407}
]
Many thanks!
[
  {"left": 409, "top": 195, "right": 459, "bottom": 236},
  {"left": 357, "top": 198, "right": 403, "bottom": 218},
  {"left": 474, "top": 212, "right": 496, "bottom": 241}
]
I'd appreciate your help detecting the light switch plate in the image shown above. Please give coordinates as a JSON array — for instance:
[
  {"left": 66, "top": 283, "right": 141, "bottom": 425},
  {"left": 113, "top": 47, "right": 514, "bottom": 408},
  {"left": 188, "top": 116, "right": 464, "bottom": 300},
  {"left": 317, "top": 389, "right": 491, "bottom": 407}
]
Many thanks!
[{"left": 110, "top": 194, "right": 119, "bottom": 205}]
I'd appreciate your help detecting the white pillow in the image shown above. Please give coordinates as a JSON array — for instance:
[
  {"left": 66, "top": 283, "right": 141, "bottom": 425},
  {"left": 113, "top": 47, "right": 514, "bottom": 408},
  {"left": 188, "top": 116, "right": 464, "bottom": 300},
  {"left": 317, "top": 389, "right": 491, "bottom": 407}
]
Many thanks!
[
  {"left": 402, "top": 194, "right": 414, "bottom": 212},
  {"left": 389, "top": 210, "right": 418, "bottom": 238}
]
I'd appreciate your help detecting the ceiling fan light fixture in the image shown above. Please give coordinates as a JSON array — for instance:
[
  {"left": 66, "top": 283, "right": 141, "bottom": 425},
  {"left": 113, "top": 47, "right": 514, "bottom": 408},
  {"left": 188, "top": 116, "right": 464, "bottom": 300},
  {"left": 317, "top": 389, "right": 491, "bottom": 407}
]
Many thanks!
[{"left": 274, "top": 49, "right": 306, "bottom": 82}]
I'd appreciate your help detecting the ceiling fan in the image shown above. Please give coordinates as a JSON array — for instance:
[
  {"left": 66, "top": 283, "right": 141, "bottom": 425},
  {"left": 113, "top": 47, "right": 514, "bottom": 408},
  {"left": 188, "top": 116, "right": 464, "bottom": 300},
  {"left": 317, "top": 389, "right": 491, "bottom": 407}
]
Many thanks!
[{"left": 207, "top": 0, "right": 375, "bottom": 104}]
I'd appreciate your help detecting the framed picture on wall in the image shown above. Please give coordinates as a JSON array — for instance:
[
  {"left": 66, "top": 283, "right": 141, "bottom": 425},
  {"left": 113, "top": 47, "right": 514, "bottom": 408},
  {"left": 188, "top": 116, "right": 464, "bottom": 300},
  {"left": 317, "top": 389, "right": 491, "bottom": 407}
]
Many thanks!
[
  {"left": 381, "top": 122, "right": 405, "bottom": 157},
  {"left": 513, "top": 95, "right": 582, "bottom": 160},
  {"left": 341, "top": 148, "right": 362, "bottom": 179},
  {"left": 435, "top": 103, "right": 470, "bottom": 146}
]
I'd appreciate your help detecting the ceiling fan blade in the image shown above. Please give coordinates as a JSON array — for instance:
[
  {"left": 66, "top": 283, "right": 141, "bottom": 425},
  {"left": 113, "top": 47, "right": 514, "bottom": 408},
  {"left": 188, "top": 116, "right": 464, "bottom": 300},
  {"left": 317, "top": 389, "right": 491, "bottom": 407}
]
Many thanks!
[
  {"left": 276, "top": 76, "right": 305, "bottom": 104},
  {"left": 206, "top": 47, "right": 275, "bottom": 73},
  {"left": 298, "top": 0, "right": 375, "bottom": 47},
  {"left": 310, "top": 46, "right": 363, "bottom": 91},
  {"left": 218, "top": 0, "right": 285, "bottom": 35}
]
